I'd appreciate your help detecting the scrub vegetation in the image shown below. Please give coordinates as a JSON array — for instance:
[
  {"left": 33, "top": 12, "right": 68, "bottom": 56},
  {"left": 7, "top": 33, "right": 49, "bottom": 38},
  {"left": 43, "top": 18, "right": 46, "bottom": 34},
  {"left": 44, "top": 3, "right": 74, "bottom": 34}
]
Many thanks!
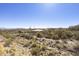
[{"left": 0, "top": 25, "right": 79, "bottom": 56}]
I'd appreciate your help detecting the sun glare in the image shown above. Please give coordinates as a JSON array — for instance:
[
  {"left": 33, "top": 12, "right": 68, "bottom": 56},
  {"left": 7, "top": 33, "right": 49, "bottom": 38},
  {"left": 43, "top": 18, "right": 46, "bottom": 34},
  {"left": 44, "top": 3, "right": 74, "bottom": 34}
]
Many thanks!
[{"left": 42, "top": 3, "right": 57, "bottom": 13}]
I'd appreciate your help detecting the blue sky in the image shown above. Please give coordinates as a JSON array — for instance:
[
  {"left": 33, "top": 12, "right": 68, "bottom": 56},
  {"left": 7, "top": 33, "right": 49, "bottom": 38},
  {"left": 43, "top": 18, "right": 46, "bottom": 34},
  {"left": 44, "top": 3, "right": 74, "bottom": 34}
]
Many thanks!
[{"left": 0, "top": 3, "right": 79, "bottom": 28}]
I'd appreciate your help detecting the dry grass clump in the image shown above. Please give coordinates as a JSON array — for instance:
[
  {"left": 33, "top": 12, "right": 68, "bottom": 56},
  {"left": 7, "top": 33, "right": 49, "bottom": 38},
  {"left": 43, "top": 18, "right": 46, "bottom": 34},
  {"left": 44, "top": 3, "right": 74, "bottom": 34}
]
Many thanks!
[{"left": 0, "top": 43, "right": 6, "bottom": 56}]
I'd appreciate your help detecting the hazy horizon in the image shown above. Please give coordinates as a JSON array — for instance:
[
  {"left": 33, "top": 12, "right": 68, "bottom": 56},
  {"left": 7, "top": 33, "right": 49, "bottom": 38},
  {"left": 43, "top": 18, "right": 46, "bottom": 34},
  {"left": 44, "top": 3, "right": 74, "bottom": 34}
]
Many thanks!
[{"left": 0, "top": 3, "right": 79, "bottom": 28}]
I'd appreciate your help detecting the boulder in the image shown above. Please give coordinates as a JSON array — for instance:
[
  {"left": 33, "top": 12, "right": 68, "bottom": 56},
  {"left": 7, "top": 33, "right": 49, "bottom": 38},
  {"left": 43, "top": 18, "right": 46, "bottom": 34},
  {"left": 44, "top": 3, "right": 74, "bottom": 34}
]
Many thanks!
[{"left": 0, "top": 35, "right": 5, "bottom": 42}]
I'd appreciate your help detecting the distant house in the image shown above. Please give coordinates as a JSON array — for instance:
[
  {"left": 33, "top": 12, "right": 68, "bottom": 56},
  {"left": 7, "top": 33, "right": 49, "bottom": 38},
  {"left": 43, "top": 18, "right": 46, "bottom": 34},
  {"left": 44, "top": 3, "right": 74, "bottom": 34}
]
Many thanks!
[{"left": 32, "top": 29, "right": 43, "bottom": 32}]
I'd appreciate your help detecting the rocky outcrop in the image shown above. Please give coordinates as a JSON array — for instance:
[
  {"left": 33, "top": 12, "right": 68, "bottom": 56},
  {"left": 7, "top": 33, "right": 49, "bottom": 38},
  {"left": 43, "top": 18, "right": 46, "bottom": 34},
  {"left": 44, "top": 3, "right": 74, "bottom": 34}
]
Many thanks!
[{"left": 0, "top": 35, "right": 5, "bottom": 42}]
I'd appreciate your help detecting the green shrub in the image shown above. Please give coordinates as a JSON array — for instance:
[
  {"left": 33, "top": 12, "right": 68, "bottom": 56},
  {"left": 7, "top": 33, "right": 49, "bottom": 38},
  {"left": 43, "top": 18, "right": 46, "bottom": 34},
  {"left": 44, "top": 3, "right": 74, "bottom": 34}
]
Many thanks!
[
  {"left": 51, "top": 30, "right": 74, "bottom": 39},
  {"left": 61, "top": 31, "right": 74, "bottom": 39},
  {"left": 73, "top": 32, "right": 79, "bottom": 40},
  {"left": 36, "top": 32, "right": 44, "bottom": 38},
  {"left": 4, "top": 38, "right": 13, "bottom": 47},
  {"left": 31, "top": 47, "right": 40, "bottom": 56},
  {"left": 69, "top": 25, "right": 79, "bottom": 31}
]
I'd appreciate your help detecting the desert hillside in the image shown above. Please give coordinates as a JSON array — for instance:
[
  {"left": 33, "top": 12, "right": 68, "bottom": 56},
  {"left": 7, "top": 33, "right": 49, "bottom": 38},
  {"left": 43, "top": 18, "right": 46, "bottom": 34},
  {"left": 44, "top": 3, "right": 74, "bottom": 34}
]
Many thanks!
[{"left": 0, "top": 25, "right": 79, "bottom": 56}]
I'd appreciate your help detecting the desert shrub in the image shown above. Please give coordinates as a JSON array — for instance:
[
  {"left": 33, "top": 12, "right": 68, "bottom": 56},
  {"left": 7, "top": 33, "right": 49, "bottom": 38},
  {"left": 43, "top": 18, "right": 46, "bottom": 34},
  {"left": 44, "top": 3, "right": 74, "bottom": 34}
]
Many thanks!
[
  {"left": 52, "top": 34, "right": 59, "bottom": 39},
  {"left": 45, "top": 32, "right": 54, "bottom": 39},
  {"left": 30, "top": 38, "right": 40, "bottom": 48},
  {"left": 30, "top": 39, "right": 47, "bottom": 56},
  {"left": 61, "top": 31, "right": 74, "bottom": 39},
  {"left": 0, "top": 43, "right": 6, "bottom": 56},
  {"left": 31, "top": 47, "right": 40, "bottom": 56},
  {"left": 4, "top": 38, "right": 13, "bottom": 47},
  {"left": 50, "top": 30, "right": 74, "bottom": 39},
  {"left": 44, "top": 48, "right": 60, "bottom": 56},
  {"left": 36, "top": 32, "right": 44, "bottom": 38},
  {"left": 23, "top": 38, "right": 37, "bottom": 48},
  {"left": 75, "top": 36, "right": 79, "bottom": 40},
  {"left": 43, "top": 29, "right": 63, "bottom": 39},
  {"left": 40, "top": 45, "right": 47, "bottom": 51},
  {"left": 1, "top": 32, "right": 12, "bottom": 39},
  {"left": 30, "top": 44, "right": 47, "bottom": 56},
  {"left": 9, "top": 43, "right": 17, "bottom": 56},
  {"left": 56, "top": 43, "right": 65, "bottom": 49},
  {"left": 20, "top": 33, "right": 33, "bottom": 40},
  {"left": 23, "top": 42, "right": 30, "bottom": 47},
  {"left": 42, "top": 29, "right": 54, "bottom": 39},
  {"left": 73, "top": 32, "right": 79, "bottom": 40},
  {"left": 30, "top": 41, "right": 40, "bottom": 55},
  {"left": 69, "top": 25, "right": 79, "bottom": 31},
  {"left": 46, "top": 30, "right": 62, "bottom": 39},
  {"left": 31, "top": 43, "right": 37, "bottom": 48},
  {"left": 47, "top": 50, "right": 58, "bottom": 56},
  {"left": 18, "top": 30, "right": 23, "bottom": 34}
]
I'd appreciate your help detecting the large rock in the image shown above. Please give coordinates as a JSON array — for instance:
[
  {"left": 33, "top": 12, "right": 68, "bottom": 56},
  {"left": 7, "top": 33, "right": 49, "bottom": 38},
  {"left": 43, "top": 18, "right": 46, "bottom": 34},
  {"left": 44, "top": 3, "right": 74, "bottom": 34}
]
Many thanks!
[{"left": 0, "top": 35, "right": 5, "bottom": 42}]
